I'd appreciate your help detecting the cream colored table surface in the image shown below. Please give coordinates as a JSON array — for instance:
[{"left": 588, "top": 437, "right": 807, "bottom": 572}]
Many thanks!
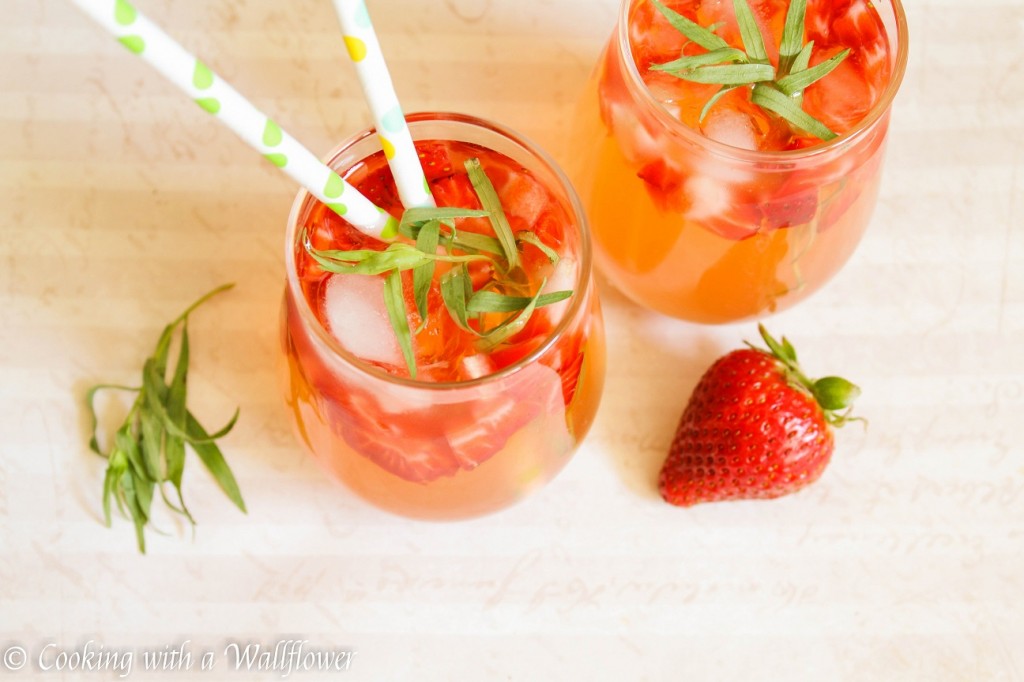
[{"left": 2, "top": 0, "right": 1022, "bottom": 680}]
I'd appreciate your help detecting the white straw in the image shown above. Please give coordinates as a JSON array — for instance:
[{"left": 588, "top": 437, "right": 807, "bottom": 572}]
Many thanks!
[
  {"left": 331, "top": 0, "right": 436, "bottom": 210},
  {"left": 70, "top": 0, "right": 397, "bottom": 238}
]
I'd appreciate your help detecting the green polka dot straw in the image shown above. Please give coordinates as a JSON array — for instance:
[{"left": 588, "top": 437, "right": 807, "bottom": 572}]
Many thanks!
[
  {"left": 69, "top": 0, "right": 396, "bottom": 238},
  {"left": 331, "top": 0, "right": 435, "bottom": 209}
]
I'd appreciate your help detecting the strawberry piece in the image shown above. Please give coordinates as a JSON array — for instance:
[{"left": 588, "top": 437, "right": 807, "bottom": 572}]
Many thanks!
[
  {"left": 356, "top": 162, "right": 402, "bottom": 214},
  {"left": 322, "top": 386, "right": 462, "bottom": 483},
  {"left": 759, "top": 187, "right": 819, "bottom": 230},
  {"left": 550, "top": 333, "right": 586, "bottom": 407},
  {"left": 443, "top": 395, "right": 542, "bottom": 469},
  {"left": 340, "top": 415, "right": 463, "bottom": 483},
  {"left": 489, "top": 334, "right": 545, "bottom": 372},
  {"left": 637, "top": 159, "right": 687, "bottom": 214},
  {"left": 296, "top": 202, "right": 389, "bottom": 290},
  {"left": 659, "top": 325, "right": 860, "bottom": 506},
  {"left": 430, "top": 174, "right": 483, "bottom": 212},
  {"left": 416, "top": 141, "right": 458, "bottom": 182}
]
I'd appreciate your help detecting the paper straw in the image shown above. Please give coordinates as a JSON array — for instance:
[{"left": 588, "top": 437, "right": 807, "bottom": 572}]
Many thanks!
[
  {"left": 331, "top": 0, "right": 435, "bottom": 210},
  {"left": 70, "top": 0, "right": 397, "bottom": 238}
]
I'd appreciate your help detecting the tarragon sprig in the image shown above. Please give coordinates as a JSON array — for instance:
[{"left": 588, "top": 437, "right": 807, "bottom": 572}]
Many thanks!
[
  {"left": 303, "top": 159, "right": 572, "bottom": 378},
  {"left": 86, "top": 284, "right": 245, "bottom": 553},
  {"left": 649, "top": 0, "right": 850, "bottom": 141}
]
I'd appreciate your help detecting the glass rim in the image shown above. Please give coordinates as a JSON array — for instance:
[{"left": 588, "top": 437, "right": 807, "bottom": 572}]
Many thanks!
[
  {"left": 284, "top": 111, "right": 594, "bottom": 392},
  {"left": 615, "top": 0, "right": 910, "bottom": 162}
]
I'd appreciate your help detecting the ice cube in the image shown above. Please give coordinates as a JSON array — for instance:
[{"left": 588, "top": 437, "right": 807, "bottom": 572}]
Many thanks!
[
  {"left": 646, "top": 75, "right": 687, "bottom": 121},
  {"left": 803, "top": 47, "right": 873, "bottom": 134},
  {"left": 493, "top": 168, "right": 548, "bottom": 228},
  {"left": 541, "top": 256, "right": 579, "bottom": 325},
  {"left": 459, "top": 354, "right": 496, "bottom": 381},
  {"left": 606, "top": 100, "right": 661, "bottom": 166},
  {"left": 322, "top": 274, "right": 402, "bottom": 366},
  {"left": 684, "top": 176, "right": 733, "bottom": 221},
  {"left": 701, "top": 107, "right": 760, "bottom": 151}
]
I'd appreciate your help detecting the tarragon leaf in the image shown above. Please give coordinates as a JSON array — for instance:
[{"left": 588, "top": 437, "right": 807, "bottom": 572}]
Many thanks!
[
  {"left": 733, "top": 0, "right": 769, "bottom": 63},
  {"left": 101, "top": 457, "right": 122, "bottom": 526},
  {"left": 120, "top": 471, "right": 147, "bottom": 552},
  {"left": 475, "top": 279, "right": 548, "bottom": 351},
  {"left": 85, "top": 383, "right": 139, "bottom": 455},
  {"left": 399, "top": 206, "right": 488, "bottom": 235},
  {"left": 666, "top": 62, "right": 774, "bottom": 85},
  {"left": 465, "top": 158, "right": 519, "bottom": 270},
  {"left": 184, "top": 410, "right": 246, "bottom": 513},
  {"left": 776, "top": 48, "right": 850, "bottom": 95},
  {"left": 791, "top": 40, "right": 815, "bottom": 74},
  {"left": 650, "top": 0, "right": 728, "bottom": 51},
  {"left": 649, "top": 0, "right": 848, "bottom": 145},
  {"left": 143, "top": 362, "right": 239, "bottom": 445},
  {"left": 164, "top": 320, "right": 190, "bottom": 488},
  {"left": 306, "top": 242, "right": 430, "bottom": 275},
  {"left": 751, "top": 83, "right": 837, "bottom": 140},
  {"left": 383, "top": 269, "right": 416, "bottom": 378},
  {"left": 778, "top": 0, "right": 808, "bottom": 76},
  {"left": 649, "top": 47, "right": 748, "bottom": 74},
  {"left": 138, "top": 405, "right": 164, "bottom": 483},
  {"left": 699, "top": 85, "right": 741, "bottom": 122},
  {"left": 413, "top": 219, "right": 441, "bottom": 331},
  {"left": 449, "top": 231, "right": 503, "bottom": 256},
  {"left": 515, "top": 231, "right": 560, "bottom": 265},
  {"left": 467, "top": 289, "right": 572, "bottom": 314},
  {"left": 89, "top": 284, "right": 243, "bottom": 553},
  {"left": 115, "top": 422, "right": 147, "bottom": 481},
  {"left": 440, "top": 265, "right": 474, "bottom": 333},
  {"left": 306, "top": 239, "right": 489, "bottom": 276}
]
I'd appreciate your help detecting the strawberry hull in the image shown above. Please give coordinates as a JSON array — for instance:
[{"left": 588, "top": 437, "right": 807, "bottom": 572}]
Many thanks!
[
  {"left": 569, "top": 0, "right": 908, "bottom": 323},
  {"left": 279, "top": 113, "right": 605, "bottom": 520}
]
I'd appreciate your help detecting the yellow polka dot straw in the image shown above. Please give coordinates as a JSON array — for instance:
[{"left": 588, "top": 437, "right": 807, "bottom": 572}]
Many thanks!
[
  {"left": 69, "top": 0, "right": 397, "bottom": 239},
  {"left": 331, "top": 0, "right": 436, "bottom": 209}
]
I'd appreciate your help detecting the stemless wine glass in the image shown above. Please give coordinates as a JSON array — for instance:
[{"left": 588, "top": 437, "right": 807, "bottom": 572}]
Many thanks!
[
  {"left": 280, "top": 113, "right": 605, "bottom": 520},
  {"left": 571, "top": 0, "right": 908, "bottom": 323}
]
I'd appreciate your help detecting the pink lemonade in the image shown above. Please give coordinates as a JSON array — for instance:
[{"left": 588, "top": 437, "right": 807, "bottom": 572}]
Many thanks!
[
  {"left": 281, "top": 114, "right": 605, "bottom": 520},
  {"left": 571, "top": 0, "right": 908, "bottom": 322}
]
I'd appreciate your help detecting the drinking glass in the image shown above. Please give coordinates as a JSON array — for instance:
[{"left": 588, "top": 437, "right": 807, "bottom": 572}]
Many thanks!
[
  {"left": 570, "top": 0, "right": 909, "bottom": 323},
  {"left": 280, "top": 113, "right": 605, "bottom": 519}
]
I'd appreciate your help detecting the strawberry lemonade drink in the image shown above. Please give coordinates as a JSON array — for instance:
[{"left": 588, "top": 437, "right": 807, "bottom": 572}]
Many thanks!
[
  {"left": 572, "top": 0, "right": 908, "bottom": 322},
  {"left": 281, "top": 113, "right": 604, "bottom": 519}
]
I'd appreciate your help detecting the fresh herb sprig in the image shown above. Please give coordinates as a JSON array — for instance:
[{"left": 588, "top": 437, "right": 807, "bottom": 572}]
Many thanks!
[
  {"left": 86, "top": 283, "right": 245, "bottom": 553},
  {"left": 303, "top": 158, "right": 572, "bottom": 378},
  {"left": 649, "top": 0, "right": 849, "bottom": 141}
]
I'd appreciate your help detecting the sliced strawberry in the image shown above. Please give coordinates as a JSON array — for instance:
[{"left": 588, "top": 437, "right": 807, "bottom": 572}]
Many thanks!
[
  {"left": 296, "top": 202, "right": 389, "bottom": 288},
  {"left": 355, "top": 163, "right": 402, "bottom": 214},
  {"left": 430, "top": 174, "right": 482, "bottom": 212},
  {"left": 549, "top": 332, "right": 586, "bottom": 406},
  {"left": 702, "top": 211, "right": 762, "bottom": 242},
  {"left": 637, "top": 159, "right": 687, "bottom": 214},
  {"left": 340, "top": 417, "right": 463, "bottom": 483},
  {"left": 759, "top": 187, "right": 819, "bottom": 230},
  {"left": 489, "top": 334, "right": 545, "bottom": 372},
  {"left": 444, "top": 396, "right": 540, "bottom": 469},
  {"left": 803, "top": 45, "right": 874, "bottom": 135},
  {"left": 443, "top": 364, "right": 565, "bottom": 468},
  {"left": 320, "top": 386, "right": 462, "bottom": 483},
  {"left": 416, "top": 141, "right": 458, "bottom": 182},
  {"left": 830, "top": 0, "right": 883, "bottom": 51}
]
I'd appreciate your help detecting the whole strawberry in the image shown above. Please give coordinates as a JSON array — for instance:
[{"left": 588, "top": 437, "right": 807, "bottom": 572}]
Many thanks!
[{"left": 659, "top": 325, "right": 860, "bottom": 507}]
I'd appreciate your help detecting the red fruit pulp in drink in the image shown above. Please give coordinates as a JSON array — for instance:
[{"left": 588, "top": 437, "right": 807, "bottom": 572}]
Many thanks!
[
  {"left": 568, "top": 0, "right": 902, "bottom": 323},
  {"left": 281, "top": 136, "right": 605, "bottom": 519},
  {"left": 630, "top": 0, "right": 892, "bottom": 149},
  {"left": 293, "top": 139, "right": 578, "bottom": 384}
]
